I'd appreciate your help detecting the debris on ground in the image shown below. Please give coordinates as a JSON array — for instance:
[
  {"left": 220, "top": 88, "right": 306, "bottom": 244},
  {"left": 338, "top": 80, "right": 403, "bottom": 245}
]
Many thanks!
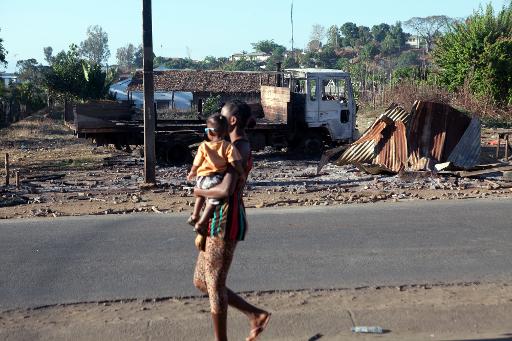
[{"left": 1, "top": 110, "right": 512, "bottom": 219}]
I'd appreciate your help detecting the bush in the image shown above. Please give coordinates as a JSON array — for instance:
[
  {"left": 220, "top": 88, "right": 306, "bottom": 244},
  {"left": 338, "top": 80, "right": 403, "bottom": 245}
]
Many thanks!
[{"left": 433, "top": 2, "right": 512, "bottom": 106}]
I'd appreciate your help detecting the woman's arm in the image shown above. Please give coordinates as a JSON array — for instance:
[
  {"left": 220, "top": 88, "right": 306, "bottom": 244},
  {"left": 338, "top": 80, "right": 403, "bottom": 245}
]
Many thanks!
[{"left": 194, "top": 169, "right": 238, "bottom": 199}]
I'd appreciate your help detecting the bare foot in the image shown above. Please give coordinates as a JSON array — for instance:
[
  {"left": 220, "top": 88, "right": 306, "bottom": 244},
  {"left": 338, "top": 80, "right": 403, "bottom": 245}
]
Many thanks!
[{"left": 246, "top": 312, "right": 271, "bottom": 341}]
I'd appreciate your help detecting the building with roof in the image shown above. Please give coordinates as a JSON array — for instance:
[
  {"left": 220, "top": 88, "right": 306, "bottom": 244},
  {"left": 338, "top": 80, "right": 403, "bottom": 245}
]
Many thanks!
[
  {"left": 126, "top": 69, "right": 278, "bottom": 112},
  {"left": 0, "top": 73, "right": 19, "bottom": 87}
]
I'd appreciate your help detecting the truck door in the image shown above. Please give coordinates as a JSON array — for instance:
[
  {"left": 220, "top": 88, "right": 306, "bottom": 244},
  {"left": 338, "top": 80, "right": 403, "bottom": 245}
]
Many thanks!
[
  {"left": 318, "top": 77, "right": 353, "bottom": 141},
  {"left": 305, "top": 77, "right": 319, "bottom": 123}
]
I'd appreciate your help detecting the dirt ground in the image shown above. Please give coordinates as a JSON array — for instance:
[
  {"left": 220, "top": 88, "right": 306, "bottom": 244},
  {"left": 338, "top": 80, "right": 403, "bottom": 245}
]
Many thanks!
[
  {"left": 1, "top": 109, "right": 511, "bottom": 220},
  {"left": 1, "top": 282, "right": 511, "bottom": 340}
]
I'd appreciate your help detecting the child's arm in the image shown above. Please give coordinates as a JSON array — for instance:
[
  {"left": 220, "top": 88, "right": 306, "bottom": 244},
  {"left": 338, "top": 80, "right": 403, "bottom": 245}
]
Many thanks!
[{"left": 187, "top": 165, "right": 199, "bottom": 182}]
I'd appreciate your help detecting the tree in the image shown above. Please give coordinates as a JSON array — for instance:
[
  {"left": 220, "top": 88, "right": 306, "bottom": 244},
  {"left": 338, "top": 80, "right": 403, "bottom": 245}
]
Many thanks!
[
  {"left": 433, "top": 3, "right": 512, "bottom": 105},
  {"left": 404, "top": 15, "right": 454, "bottom": 52},
  {"left": 371, "top": 23, "right": 391, "bottom": 43},
  {"left": 79, "top": 25, "right": 110, "bottom": 65},
  {"left": 43, "top": 46, "right": 54, "bottom": 65},
  {"left": 356, "top": 26, "right": 372, "bottom": 46},
  {"left": 251, "top": 40, "right": 283, "bottom": 54},
  {"left": 307, "top": 39, "right": 323, "bottom": 52},
  {"left": 326, "top": 25, "right": 341, "bottom": 48},
  {"left": 116, "top": 43, "right": 136, "bottom": 70},
  {"left": 265, "top": 45, "right": 286, "bottom": 70},
  {"left": 308, "top": 24, "right": 326, "bottom": 51},
  {"left": 396, "top": 50, "right": 421, "bottom": 68},
  {"left": 340, "top": 22, "right": 359, "bottom": 47},
  {"left": 45, "top": 44, "right": 115, "bottom": 100},
  {"left": 0, "top": 29, "right": 8, "bottom": 67},
  {"left": 134, "top": 44, "right": 144, "bottom": 68},
  {"left": 16, "top": 59, "right": 47, "bottom": 85}
]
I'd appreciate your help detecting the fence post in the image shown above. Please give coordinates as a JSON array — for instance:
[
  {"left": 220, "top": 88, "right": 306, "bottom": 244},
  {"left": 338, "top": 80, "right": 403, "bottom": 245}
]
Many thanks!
[{"left": 4, "top": 153, "right": 9, "bottom": 186}]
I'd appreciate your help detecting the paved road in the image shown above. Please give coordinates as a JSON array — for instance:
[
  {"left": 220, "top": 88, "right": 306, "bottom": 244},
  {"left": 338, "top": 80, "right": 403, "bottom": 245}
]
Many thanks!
[{"left": 1, "top": 199, "right": 512, "bottom": 310}]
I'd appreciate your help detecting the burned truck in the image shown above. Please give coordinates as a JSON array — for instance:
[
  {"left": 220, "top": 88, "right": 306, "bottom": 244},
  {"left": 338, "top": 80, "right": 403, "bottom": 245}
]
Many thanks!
[
  {"left": 69, "top": 69, "right": 357, "bottom": 163},
  {"left": 252, "top": 68, "right": 357, "bottom": 153}
]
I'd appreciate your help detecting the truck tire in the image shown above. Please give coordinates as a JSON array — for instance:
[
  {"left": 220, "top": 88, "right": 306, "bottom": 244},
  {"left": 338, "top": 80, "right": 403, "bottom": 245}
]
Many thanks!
[{"left": 303, "top": 133, "right": 324, "bottom": 155}]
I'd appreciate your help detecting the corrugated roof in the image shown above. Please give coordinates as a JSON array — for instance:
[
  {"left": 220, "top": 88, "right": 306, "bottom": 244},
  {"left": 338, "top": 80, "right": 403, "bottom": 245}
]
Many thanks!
[
  {"left": 334, "top": 101, "right": 481, "bottom": 174},
  {"left": 408, "top": 101, "right": 472, "bottom": 171},
  {"left": 127, "top": 70, "right": 278, "bottom": 93},
  {"left": 335, "top": 104, "right": 410, "bottom": 169},
  {"left": 447, "top": 117, "right": 481, "bottom": 169}
]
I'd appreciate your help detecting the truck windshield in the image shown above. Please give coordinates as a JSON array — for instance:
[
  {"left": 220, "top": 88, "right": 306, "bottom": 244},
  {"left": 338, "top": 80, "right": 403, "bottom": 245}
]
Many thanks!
[{"left": 321, "top": 78, "right": 348, "bottom": 103}]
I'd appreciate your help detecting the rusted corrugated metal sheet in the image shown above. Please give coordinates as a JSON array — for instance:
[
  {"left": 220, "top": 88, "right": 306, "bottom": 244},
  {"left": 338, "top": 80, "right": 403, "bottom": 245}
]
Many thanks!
[
  {"left": 334, "top": 101, "right": 481, "bottom": 174},
  {"left": 374, "top": 120, "right": 408, "bottom": 172},
  {"left": 335, "top": 104, "right": 410, "bottom": 169},
  {"left": 408, "top": 101, "right": 472, "bottom": 171},
  {"left": 447, "top": 117, "right": 481, "bottom": 168}
]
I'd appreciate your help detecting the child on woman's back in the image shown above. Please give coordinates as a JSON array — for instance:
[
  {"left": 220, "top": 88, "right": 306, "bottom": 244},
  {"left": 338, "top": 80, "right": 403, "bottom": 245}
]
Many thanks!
[{"left": 187, "top": 113, "right": 244, "bottom": 236}]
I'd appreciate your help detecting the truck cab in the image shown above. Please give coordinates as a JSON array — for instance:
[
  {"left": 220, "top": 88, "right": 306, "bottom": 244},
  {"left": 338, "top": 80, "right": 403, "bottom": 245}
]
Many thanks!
[{"left": 284, "top": 68, "right": 357, "bottom": 145}]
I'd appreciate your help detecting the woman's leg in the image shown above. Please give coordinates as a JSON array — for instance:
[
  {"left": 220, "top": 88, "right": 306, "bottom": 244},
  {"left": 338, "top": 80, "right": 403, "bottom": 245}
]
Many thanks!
[
  {"left": 203, "top": 237, "right": 270, "bottom": 341},
  {"left": 193, "top": 249, "right": 208, "bottom": 294}
]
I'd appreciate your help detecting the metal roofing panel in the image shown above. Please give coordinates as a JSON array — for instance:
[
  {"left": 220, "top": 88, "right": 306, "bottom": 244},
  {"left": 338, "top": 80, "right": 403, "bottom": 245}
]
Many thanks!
[{"left": 447, "top": 117, "right": 481, "bottom": 169}]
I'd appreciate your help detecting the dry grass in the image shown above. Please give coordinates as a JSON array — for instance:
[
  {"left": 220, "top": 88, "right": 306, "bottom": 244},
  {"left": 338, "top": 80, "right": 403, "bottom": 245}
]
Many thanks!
[
  {"left": 386, "top": 81, "right": 512, "bottom": 127},
  {"left": 0, "top": 111, "right": 114, "bottom": 175}
]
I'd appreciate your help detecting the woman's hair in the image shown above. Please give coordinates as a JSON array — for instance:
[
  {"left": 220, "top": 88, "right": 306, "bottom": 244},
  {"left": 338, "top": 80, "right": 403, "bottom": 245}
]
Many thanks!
[
  {"left": 223, "top": 100, "right": 252, "bottom": 129},
  {"left": 207, "top": 112, "right": 228, "bottom": 136}
]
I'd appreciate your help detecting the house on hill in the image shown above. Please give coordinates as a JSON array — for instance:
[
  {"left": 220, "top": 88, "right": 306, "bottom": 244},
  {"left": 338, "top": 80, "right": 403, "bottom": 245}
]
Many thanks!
[
  {"left": 231, "top": 51, "right": 270, "bottom": 62},
  {"left": 127, "top": 69, "right": 278, "bottom": 113}
]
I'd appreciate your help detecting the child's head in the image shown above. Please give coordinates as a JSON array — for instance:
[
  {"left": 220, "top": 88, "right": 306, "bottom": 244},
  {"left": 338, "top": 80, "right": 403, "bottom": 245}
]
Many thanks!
[
  {"left": 220, "top": 100, "right": 252, "bottom": 130},
  {"left": 205, "top": 113, "right": 228, "bottom": 141}
]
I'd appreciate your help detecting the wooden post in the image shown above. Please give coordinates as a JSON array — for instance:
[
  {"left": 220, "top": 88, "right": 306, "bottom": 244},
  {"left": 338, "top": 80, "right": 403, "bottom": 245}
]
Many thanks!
[
  {"left": 142, "top": 0, "right": 156, "bottom": 184},
  {"left": 505, "top": 134, "right": 509, "bottom": 161},
  {"left": 496, "top": 135, "right": 501, "bottom": 159},
  {"left": 4, "top": 153, "right": 9, "bottom": 186}
]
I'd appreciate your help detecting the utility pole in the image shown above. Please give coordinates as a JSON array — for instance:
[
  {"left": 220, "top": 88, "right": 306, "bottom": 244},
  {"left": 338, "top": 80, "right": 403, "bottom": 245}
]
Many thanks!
[
  {"left": 142, "top": 0, "right": 156, "bottom": 184},
  {"left": 290, "top": 0, "right": 294, "bottom": 59}
]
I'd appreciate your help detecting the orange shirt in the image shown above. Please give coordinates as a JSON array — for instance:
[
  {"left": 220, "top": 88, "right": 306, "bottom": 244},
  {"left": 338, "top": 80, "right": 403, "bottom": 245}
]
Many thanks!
[{"left": 193, "top": 140, "right": 241, "bottom": 177}]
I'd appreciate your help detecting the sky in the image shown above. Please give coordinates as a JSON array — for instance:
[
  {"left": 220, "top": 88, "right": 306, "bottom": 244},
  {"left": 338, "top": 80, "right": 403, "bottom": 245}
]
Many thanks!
[{"left": 0, "top": 0, "right": 509, "bottom": 72}]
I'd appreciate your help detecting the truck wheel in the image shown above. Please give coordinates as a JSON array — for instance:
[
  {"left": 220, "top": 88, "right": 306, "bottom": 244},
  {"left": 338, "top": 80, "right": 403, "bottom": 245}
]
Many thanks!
[{"left": 304, "top": 135, "right": 324, "bottom": 155}]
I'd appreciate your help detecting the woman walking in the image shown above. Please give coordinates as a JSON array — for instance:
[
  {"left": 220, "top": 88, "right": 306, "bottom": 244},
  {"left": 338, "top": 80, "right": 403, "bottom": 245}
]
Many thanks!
[{"left": 193, "top": 100, "right": 271, "bottom": 341}]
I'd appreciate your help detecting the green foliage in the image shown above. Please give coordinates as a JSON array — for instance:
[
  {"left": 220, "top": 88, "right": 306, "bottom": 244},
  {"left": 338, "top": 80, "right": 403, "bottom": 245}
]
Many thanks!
[
  {"left": 0, "top": 28, "right": 7, "bottom": 67},
  {"left": 251, "top": 40, "right": 283, "bottom": 54},
  {"left": 360, "top": 44, "right": 379, "bottom": 60},
  {"left": 265, "top": 46, "right": 286, "bottom": 70},
  {"left": 433, "top": 2, "right": 512, "bottom": 104},
  {"left": 340, "top": 22, "right": 359, "bottom": 47},
  {"left": 222, "top": 57, "right": 261, "bottom": 71},
  {"left": 134, "top": 44, "right": 144, "bottom": 68},
  {"left": 396, "top": 50, "right": 421, "bottom": 68},
  {"left": 202, "top": 94, "right": 222, "bottom": 117},
  {"left": 79, "top": 25, "right": 110, "bottom": 65},
  {"left": 43, "top": 47, "right": 53, "bottom": 65},
  {"left": 371, "top": 23, "right": 391, "bottom": 43},
  {"left": 116, "top": 43, "right": 136, "bottom": 70},
  {"left": 326, "top": 25, "right": 341, "bottom": 48},
  {"left": 45, "top": 44, "right": 114, "bottom": 100},
  {"left": 14, "top": 82, "right": 46, "bottom": 110}
]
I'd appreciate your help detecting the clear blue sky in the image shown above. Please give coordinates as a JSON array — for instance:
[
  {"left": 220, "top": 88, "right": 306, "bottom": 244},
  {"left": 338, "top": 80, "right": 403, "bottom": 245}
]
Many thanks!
[{"left": 0, "top": 0, "right": 508, "bottom": 72}]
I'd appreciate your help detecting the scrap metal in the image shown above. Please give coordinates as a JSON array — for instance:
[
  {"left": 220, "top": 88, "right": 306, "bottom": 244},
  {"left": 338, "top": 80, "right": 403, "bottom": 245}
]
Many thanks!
[{"left": 333, "top": 101, "right": 482, "bottom": 174}]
